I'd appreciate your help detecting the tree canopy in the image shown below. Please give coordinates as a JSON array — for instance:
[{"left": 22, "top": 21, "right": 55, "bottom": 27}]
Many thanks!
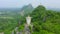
[{"left": 31, "top": 5, "right": 60, "bottom": 34}]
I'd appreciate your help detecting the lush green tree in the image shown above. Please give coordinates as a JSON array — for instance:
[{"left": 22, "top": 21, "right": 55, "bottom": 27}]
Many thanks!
[{"left": 31, "top": 5, "right": 60, "bottom": 34}]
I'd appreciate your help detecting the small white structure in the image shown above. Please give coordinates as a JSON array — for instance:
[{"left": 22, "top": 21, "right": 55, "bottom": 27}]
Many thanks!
[{"left": 26, "top": 15, "right": 32, "bottom": 26}]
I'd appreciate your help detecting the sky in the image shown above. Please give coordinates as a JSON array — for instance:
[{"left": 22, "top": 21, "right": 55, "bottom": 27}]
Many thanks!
[{"left": 0, "top": 0, "right": 60, "bottom": 8}]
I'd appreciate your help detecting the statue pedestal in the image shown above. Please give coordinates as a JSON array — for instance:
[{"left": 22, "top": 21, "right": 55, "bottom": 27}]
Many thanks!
[
  {"left": 24, "top": 24, "right": 33, "bottom": 34},
  {"left": 24, "top": 24, "right": 30, "bottom": 34}
]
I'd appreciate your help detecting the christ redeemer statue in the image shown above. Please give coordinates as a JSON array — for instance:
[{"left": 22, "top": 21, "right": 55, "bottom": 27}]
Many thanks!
[{"left": 26, "top": 15, "right": 32, "bottom": 26}]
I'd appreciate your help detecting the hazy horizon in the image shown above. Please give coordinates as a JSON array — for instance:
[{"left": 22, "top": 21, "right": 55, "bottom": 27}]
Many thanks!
[{"left": 0, "top": 0, "right": 60, "bottom": 8}]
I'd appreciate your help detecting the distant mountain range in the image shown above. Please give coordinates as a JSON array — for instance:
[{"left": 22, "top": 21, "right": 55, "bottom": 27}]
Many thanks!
[
  {"left": 0, "top": 4, "right": 34, "bottom": 16},
  {"left": 47, "top": 7, "right": 60, "bottom": 11},
  {"left": 20, "top": 4, "right": 34, "bottom": 15}
]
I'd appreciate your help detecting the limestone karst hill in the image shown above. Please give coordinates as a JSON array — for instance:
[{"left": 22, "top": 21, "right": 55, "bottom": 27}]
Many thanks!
[{"left": 31, "top": 5, "right": 60, "bottom": 34}]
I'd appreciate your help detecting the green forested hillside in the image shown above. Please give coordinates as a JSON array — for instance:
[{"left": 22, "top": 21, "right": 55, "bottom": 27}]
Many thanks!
[
  {"left": 0, "top": 5, "right": 60, "bottom": 34},
  {"left": 31, "top": 5, "right": 60, "bottom": 34},
  {"left": 0, "top": 4, "right": 33, "bottom": 34}
]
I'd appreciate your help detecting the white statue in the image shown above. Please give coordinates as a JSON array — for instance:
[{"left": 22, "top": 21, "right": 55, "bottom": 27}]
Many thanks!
[{"left": 26, "top": 15, "right": 32, "bottom": 25}]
